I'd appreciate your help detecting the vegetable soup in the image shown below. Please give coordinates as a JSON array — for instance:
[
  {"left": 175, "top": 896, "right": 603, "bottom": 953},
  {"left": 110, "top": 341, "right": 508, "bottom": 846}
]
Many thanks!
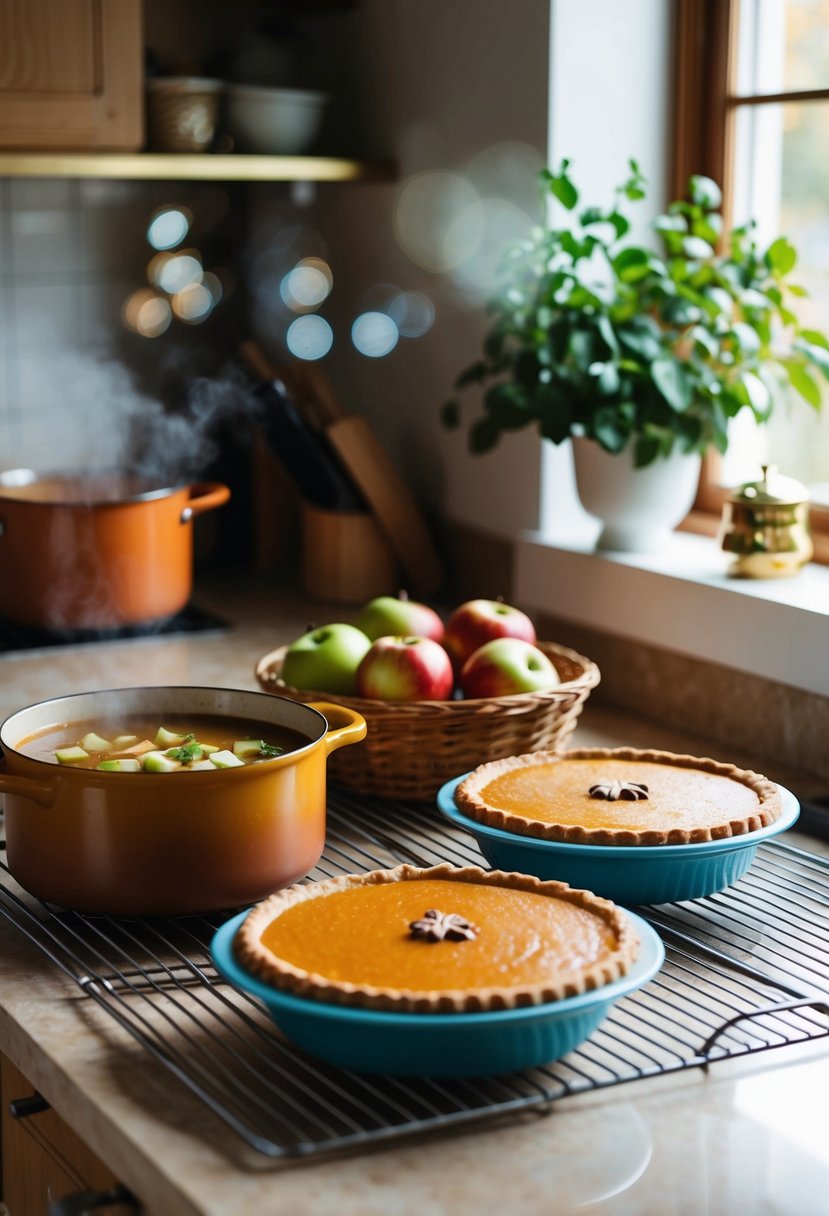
[{"left": 18, "top": 713, "right": 309, "bottom": 773}]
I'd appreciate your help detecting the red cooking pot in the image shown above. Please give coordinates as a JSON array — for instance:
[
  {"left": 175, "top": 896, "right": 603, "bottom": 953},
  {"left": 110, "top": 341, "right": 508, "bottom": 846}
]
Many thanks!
[{"left": 0, "top": 469, "right": 230, "bottom": 629}]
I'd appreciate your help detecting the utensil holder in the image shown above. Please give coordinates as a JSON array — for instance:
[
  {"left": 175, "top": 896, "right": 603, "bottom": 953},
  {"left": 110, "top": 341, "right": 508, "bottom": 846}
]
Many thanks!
[{"left": 301, "top": 503, "right": 397, "bottom": 603}]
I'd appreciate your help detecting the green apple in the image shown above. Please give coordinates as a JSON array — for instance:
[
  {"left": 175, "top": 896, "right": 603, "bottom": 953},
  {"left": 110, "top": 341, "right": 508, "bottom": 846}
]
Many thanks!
[
  {"left": 356, "top": 592, "right": 444, "bottom": 642},
  {"left": 459, "top": 637, "right": 560, "bottom": 698},
  {"left": 281, "top": 623, "right": 372, "bottom": 695}
]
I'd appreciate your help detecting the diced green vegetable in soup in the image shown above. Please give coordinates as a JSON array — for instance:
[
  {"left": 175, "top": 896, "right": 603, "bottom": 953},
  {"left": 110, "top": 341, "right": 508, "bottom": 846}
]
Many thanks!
[
  {"left": 154, "top": 726, "right": 190, "bottom": 747},
  {"left": 142, "top": 751, "right": 182, "bottom": 773},
  {"left": 233, "top": 739, "right": 265, "bottom": 758},
  {"left": 79, "top": 732, "right": 112, "bottom": 752},
  {"left": 209, "top": 750, "right": 245, "bottom": 769},
  {"left": 97, "top": 758, "right": 142, "bottom": 773},
  {"left": 56, "top": 746, "right": 90, "bottom": 765},
  {"left": 38, "top": 716, "right": 306, "bottom": 772},
  {"left": 232, "top": 738, "right": 286, "bottom": 759}
]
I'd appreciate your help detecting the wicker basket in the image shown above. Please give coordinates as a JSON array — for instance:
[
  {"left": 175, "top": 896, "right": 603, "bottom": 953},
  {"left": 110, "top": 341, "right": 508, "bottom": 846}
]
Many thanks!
[{"left": 254, "top": 641, "right": 601, "bottom": 801}]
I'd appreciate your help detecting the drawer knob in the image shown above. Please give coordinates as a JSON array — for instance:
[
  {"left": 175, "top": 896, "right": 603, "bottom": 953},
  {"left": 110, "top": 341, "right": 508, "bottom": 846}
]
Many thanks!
[
  {"left": 49, "top": 1183, "right": 138, "bottom": 1215},
  {"left": 8, "top": 1091, "right": 50, "bottom": 1119}
]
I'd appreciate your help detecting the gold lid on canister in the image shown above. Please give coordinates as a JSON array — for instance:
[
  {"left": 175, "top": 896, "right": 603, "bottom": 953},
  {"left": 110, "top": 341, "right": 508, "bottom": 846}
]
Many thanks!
[{"left": 719, "top": 465, "right": 813, "bottom": 578}]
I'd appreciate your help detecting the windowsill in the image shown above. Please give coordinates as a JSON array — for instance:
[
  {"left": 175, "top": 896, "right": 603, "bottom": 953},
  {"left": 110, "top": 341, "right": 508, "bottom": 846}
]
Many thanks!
[{"left": 514, "top": 525, "right": 829, "bottom": 698}]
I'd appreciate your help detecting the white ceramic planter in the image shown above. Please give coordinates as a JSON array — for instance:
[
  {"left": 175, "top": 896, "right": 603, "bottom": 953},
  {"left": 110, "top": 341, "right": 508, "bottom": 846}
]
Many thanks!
[{"left": 572, "top": 437, "right": 702, "bottom": 553}]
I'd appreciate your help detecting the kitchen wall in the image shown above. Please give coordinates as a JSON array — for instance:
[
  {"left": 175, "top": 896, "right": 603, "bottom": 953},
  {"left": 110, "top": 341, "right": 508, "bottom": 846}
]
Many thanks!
[{"left": 0, "top": 0, "right": 663, "bottom": 547}]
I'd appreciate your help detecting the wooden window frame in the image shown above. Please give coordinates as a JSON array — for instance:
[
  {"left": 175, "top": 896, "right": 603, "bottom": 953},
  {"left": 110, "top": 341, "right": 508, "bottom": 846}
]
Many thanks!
[{"left": 671, "top": 0, "right": 829, "bottom": 563}]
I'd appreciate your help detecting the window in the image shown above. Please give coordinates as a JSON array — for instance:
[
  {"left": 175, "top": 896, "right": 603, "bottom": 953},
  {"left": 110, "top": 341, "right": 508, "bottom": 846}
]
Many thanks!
[{"left": 673, "top": 0, "right": 829, "bottom": 560}]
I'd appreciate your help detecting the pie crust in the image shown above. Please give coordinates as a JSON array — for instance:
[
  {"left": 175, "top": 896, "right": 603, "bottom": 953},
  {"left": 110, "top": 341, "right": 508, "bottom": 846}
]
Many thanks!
[
  {"left": 455, "top": 747, "right": 783, "bottom": 846},
  {"left": 234, "top": 863, "right": 640, "bottom": 1013}
]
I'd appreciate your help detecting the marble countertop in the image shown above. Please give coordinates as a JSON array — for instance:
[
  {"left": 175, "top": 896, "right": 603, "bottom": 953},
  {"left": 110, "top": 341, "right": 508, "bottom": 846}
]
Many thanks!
[{"left": 1, "top": 573, "right": 828, "bottom": 1216}]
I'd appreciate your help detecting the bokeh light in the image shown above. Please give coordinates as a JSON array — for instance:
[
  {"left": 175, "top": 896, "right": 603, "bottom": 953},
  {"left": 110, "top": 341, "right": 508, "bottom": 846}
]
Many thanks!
[
  {"left": 286, "top": 314, "right": 333, "bottom": 360},
  {"left": 351, "top": 312, "right": 399, "bottom": 358},
  {"left": 386, "top": 290, "right": 435, "bottom": 338},
  {"left": 280, "top": 257, "right": 333, "bottom": 312},
  {"left": 122, "top": 289, "right": 172, "bottom": 338},
  {"left": 394, "top": 172, "right": 484, "bottom": 271},
  {"left": 155, "top": 251, "right": 203, "bottom": 295},
  {"left": 450, "top": 198, "right": 533, "bottom": 296},
  {"left": 146, "top": 206, "right": 191, "bottom": 251},
  {"left": 171, "top": 282, "right": 214, "bottom": 323}
]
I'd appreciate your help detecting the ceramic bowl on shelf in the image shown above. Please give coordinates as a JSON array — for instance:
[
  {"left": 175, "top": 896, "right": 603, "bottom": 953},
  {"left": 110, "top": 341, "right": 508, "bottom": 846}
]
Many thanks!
[
  {"left": 436, "top": 777, "right": 801, "bottom": 905},
  {"left": 211, "top": 909, "right": 664, "bottom": 1077},
  {"left": 224, "top": 85, "right": 328, "bottom": 154}
]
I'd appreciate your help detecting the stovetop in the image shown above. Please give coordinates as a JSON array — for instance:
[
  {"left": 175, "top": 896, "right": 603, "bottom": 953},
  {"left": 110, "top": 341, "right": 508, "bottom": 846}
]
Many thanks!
[{"left": 0, "top": 603, "right": 228, "bottom": 654}]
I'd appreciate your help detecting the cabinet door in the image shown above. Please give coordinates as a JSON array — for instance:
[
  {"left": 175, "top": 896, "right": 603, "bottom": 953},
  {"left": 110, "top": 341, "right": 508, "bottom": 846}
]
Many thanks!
[
  {"left": 0, "top": 0, "right": 144, "bottom": 150},
  {"left": 1, "top": 1055, "right": 136, "bottom": 1215}
]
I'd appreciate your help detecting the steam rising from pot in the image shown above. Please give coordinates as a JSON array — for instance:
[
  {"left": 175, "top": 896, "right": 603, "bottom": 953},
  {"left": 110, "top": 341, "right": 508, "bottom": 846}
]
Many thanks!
[{"left": 9, "top": 348, "right": 258, "bottom": 488}]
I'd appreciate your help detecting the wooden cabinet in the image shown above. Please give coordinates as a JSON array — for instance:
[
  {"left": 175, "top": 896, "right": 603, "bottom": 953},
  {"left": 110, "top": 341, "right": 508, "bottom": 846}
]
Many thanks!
[
  {"left": 0, "top": 0, "right": 144, "bottom": 150},
  {"left": 1, "top": 1054, "right": 137, "bottom": 1216}
]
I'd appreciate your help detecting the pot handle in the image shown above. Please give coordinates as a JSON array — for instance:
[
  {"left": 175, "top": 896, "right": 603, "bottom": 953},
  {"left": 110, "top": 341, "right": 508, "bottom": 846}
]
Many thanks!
[
  {"left": 307, "top": 703, "right": 367, "bottom": 755},
  {"left": 181, "top": 481, "right": 231, "bottom": 523},
  {"left": 0, "top": 758, "right": 56, "bottom": 807}
]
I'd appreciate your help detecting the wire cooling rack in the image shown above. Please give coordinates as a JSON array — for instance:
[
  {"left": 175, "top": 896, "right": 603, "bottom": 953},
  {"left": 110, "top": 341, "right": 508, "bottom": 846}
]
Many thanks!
[{"left": 1, "top": 789, "right": 829, "bottom": 1162}]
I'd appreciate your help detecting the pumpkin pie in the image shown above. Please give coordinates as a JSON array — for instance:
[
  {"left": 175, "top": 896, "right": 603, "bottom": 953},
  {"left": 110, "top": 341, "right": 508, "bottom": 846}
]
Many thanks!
[
  {"left": 455, "top": 747, "right": 782, "bottom": 846},
  {"left": 234, "top": 863, "right": 639, "bottom": 1012}
]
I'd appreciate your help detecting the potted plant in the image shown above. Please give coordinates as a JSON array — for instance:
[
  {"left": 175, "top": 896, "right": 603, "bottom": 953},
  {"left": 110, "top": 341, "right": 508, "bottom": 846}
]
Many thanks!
[{"left": 442, "top": 160, "right": 829, "bottom": 550}]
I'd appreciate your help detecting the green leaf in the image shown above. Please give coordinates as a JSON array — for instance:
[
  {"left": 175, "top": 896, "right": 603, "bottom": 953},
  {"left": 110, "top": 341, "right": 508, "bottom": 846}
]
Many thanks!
[
  {"left": 788, "top": 363, "right": 822, "bottom": 408},
  {"left": 633, "top": 434, "right": 662, "bottom": 467},
  {"left": 568, "top": 328, "right": 596, "bottom": 370},
  {"left": 592, "top": 408, "right": 629, "bottom": 452},
  {"left": 651, "top": 357, "right": 692, "bottom": 411},
  {"left": 798, "top": 343, "right": 829, "bottom": 381},
  {"left": 469, "top": 415, "right": 502, "bottom": 454},
  {"left": 682, "top": 236, "right": 715, "bottom": 260},
  {"left": 608, "top": 211, "right": 630, "bottom": 239},
  {"left": 788, "top": 284, "right": 810, "bottom": 298},
  {"left": 729, "top": 323, "right": 762, "bottom": 354},
  {"left": 800, "top": 329, "right": 829, "bottom": 351},
  {"left": 589, "top": 361, "right": 621, "bottom": 395},
  {"left": 612, "top": 247, "right": 651, "bottom": 283},
  {"left": 454, "top": 360, "right": 489, "bottom": 389},
  {"left": 654, "top": 213, "right": 688, "bottom": 234},
  {"left": 440, "top": 399, "right": 460, "bottom": 428},
  {"left": 535, "top": 384, "right": 573, "bottom": 444},
  {"left": 766, "top": 236, "right": 797, "bottom": 275},
  {"left": 689, "top": 325, "right": 719, "bottom": 358},
  {"left": 688, "top": 175, "right": 722, "bottom": 211},
  {"left": 548, "top": 171, "right": 579, "bottom": 210},
  {"left": 484, "top": 383, "right": 532, "bottom": 429},
  {"left": 596, "top": 314, "right": 620, "bottom": 357},
  {"left": 740, "top": 371, "right": 771, "bottom": 417}
]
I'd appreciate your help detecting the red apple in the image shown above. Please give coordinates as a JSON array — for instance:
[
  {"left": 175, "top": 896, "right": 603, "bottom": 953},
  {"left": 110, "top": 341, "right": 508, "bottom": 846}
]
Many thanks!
[
  {"left": 460, "top": 638, "right": 560, "bottom": 698},
  {"left": 355, "top": 636, "right": 455, "bottom": 701},
  {"left": 443, "top": 598, "right": 537, "bottom": 669},
  {"left": 356, "top": 592, "right": 445, "bottom": 642}
]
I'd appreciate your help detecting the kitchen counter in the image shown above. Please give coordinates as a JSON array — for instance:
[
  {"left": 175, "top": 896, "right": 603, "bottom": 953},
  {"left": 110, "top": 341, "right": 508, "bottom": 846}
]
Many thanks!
[{"left": 1, "top": 572, "right": 828, "bottom": 1216}]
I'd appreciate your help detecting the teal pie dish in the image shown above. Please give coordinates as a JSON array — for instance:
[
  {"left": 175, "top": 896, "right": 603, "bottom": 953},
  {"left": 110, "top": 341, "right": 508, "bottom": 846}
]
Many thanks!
[
  {"left": 437, "top": 777, "right": 800, "bottom": 905},
  {"left": 211, "top": 909, "right": 664, "bottom": 1077}
]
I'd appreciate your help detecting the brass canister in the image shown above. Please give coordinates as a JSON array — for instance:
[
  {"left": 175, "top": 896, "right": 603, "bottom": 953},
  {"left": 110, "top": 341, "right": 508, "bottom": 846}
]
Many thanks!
[{"left": 719, "top": 465, "right": 813, "bottom": 578}]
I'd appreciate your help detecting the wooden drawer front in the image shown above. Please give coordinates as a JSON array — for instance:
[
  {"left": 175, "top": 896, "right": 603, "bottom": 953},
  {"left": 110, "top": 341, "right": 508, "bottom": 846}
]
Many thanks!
[
  {"left": 0, "top": 0, "right": 144, "bottom": 150},
  {"left": 1, "top": 1056, "right": 135, "bottom": 1216}
]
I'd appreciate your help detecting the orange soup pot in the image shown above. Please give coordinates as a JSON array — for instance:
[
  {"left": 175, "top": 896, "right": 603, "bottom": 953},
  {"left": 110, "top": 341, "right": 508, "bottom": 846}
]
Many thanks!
[
  {"left": 0, "top": 470, "right": 230, "bottom": 630},
  {"left": 0, "top": 687, "right": 366, "bottom": 916}
]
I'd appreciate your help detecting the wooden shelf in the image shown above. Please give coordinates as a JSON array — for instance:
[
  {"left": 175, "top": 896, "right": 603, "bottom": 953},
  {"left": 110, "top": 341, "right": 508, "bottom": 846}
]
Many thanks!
[{"left": 0, "top": 151, "right": 395, "bottom": 183}]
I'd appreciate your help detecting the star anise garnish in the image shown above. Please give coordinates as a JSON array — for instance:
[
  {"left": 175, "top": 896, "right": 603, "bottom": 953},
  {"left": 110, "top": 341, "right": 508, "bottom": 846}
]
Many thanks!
[
  {"left": 408, "top": 909, "right": 479, "bottom": 942},
  {"left": 589, "top": 779, "right": 650, "bottom": 801}
]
